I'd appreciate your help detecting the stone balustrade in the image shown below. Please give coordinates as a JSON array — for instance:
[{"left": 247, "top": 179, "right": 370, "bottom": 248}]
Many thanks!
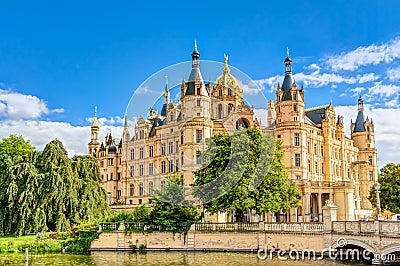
[{"left": 332, "top": 221, "right": 400, "bottom": 236}]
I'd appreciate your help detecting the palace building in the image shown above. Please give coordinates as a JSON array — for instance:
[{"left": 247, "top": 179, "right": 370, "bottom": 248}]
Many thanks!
[{"left": 88, "top": 43, "right": 377, "bottom": 222}]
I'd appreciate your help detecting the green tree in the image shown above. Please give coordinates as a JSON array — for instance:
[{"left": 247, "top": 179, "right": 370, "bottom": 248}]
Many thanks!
[
  {"left": 148, "top": 176, "right": 201, "bottom": 232},
  {"left": 194, "top": 128, "right": 299, "bottom": 221},
  {"left": 369, "top": 163, "right": 400, "bottom": 214},
  {"left": 0, "top": 136, "right": 109, "bottom": 236},
  {"left": 0, "top": 134, "right": 34, "bottom": 174}
]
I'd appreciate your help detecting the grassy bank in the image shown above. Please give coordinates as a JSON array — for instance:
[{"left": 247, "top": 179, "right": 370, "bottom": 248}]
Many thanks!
[{"left": 0, "top": 230, "right": 99, "bottom": 253}]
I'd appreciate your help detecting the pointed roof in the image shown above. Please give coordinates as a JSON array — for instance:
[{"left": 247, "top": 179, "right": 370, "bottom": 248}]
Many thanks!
[
  {"left": 91, "top": 106, "right": 99, "bottom": 129},
  {"left": 281, "top": 48, "right": 295, "bottom": 100},
  {"left": 186, "top": 41, "right": 208, "bottom": 96},
  {"left": 353, "top": 95, "right": 367, "bottom": 133}
]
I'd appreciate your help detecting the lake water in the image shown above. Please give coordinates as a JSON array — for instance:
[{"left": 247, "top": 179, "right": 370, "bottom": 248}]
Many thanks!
[{"left": 0, "top": 251, "right": 368, "bottom": 265}]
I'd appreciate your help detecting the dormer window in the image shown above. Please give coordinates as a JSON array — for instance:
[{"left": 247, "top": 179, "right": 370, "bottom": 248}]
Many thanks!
[{"left": 293, "top": 93, "right": 297, "bottom": 100}]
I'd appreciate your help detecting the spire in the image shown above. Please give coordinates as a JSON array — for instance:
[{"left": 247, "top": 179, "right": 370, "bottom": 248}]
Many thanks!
[
  {"left": 281, "top": 49, "right": 294, "bottom": 100},
  {"left": 358, "top": 94, "right": 364, "bottom": 111},
  {"left": 124, "top": 114, "right": 128, "bottom": 127},
  {"left": 191, "top": 40, "right": 200, "bottom": 68},
  {"left": 284, "top": 47, "right": 292, "bottom": 74},
  {"left": 91, "top": 106, "right": 99, "bottom": 129},
  {"left": 163, "top": 75, "right": 170, "bottom": 104}
]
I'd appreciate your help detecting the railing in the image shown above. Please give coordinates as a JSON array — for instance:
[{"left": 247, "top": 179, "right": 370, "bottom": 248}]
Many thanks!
[
  {"left": 332, "top": 221, "right": 400, "bottom": 236},
  {"left": 264, "top": 222, "right": 323, "bottom": 232},
  {"left": 194, "top": 222, "right": 259, "bottom": 232}
]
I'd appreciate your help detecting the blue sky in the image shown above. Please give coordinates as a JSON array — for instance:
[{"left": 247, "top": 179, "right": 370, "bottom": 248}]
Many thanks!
[{"left": 0, "top": 0, "right": 400, "bottom": 166}]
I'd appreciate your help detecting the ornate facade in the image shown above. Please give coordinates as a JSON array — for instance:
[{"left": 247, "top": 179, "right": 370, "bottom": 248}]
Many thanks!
[
  {"left": 264, "top": 50, "right": 377, "bottom": 221},
  {"left": 88, "top": 45, "right": 377, "bottom": 222}
]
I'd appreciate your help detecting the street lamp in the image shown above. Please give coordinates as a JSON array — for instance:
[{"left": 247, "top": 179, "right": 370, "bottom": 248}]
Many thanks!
[{"left": 374, "top": 182, "right": 383, "bottom": 220}]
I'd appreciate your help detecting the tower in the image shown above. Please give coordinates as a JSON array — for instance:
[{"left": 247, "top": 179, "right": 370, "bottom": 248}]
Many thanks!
[
  {"left": 275, "top": 49, "right": 309, "bottom": 221},
  {"left": 88, "top": 106, "right": 100, "bottom": 156},
  {"left": 351, "top": 95, "right": 377, "bottom": 210},
  {"left": 179, "top": 41, "right": 212, "bottom": 185}
]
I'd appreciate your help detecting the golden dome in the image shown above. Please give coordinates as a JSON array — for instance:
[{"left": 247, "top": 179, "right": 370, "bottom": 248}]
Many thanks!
[
  {"left": 213, "top": 54, "right": 242, "bottom": 93},
  {"left": 91, "top": 106, "right": 100, "bottom": 129}
]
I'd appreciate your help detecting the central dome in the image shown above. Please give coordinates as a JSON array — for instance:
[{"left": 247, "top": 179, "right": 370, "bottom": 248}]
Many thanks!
[{"left": 213, "top": 54, "right": 242, "bottom": 93}]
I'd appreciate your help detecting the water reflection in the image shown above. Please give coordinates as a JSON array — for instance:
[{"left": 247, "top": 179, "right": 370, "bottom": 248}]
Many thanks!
[{"left": 0, "top": 252, "right": 368, "bottom": 265}]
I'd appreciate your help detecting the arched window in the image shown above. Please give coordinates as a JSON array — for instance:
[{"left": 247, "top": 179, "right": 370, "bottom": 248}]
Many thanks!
[
  {"left": 218, "top": 104, "right": 223, "bottom": 119},
  {"left": 228, "top": 88, "right": 232, "bottom": 96},
  {"left": 218, "top": 89, "right": 222, "bottom": 96}
]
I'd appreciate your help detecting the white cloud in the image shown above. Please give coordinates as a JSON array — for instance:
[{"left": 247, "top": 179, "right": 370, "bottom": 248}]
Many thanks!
[
  {"left": 386, "top": 66, "right": 400, "bottom": 82},
  {"left": 348, "top": 87, "right": 365, "bottom": 96},
  {"left": 241, "top": 83, "right": 261, "bottom": 96},
  {"left": 358, "top": 73, "right": 379, "bottom": 83},
  {"left": 135, "top": 86, "right": 156, "bottom": 95},
  {"left": 0, "top": 119, "right": 124, "bottom": 157},
  {"left": 0, "top": 89, "right": 63, "bottom": 119},
  {"left": 366, "top": 81, "right": 400, "bottom": 98},
  {"left": 325, "top": 38, "right": 400, "bottom": 71}
]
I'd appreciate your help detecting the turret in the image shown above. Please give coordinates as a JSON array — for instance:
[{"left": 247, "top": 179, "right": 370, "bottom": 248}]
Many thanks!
[{"left": 88, "top": 106, "right": 100, "bottom": 156}]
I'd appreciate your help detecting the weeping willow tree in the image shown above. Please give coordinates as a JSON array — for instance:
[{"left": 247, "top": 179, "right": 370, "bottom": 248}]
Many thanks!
[{"left": 0, "top": 136, "right": 109, "bottom": 236}]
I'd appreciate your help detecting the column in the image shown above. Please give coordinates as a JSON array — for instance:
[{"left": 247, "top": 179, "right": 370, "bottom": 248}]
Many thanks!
[
  {"left": 304, "top": 192, "right": 311, "bottom": 222},
  {"left": 318, "top": 193, "right": 322, "bottom": 222}
]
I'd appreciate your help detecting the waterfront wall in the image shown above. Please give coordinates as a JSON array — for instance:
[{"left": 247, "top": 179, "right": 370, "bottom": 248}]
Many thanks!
[{"left": 90, "top": 222, "right": 325, "bottom": 252}]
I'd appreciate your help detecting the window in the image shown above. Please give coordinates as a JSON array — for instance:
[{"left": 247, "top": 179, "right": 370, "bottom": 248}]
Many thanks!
[
  {"left": 169, "top": 141, "right": 173, "bottom": 154},
  {"left": 139, "top": 183, "right": 144, "bottom": 196},
  {"left": 130, "top": 166, "right": 134, "bottom": 177},
  {"left": 108, "top": 158, "right": 114, "bottom": 165},
  {"left": 277, "top": 135, "right": 281, "bottom": 139},
  {"left": 294, "top": 133, "right": 300, "bottom": 146},
  {"left": 130, "top": 149, "right": 134, "bottom": 160},
  {"left": 110, "top": 173, "right": 113, "bottom": 180},
  {"left": 196, "top": 151, "right": 202, "bottom": 164},
  {"left": 218, "top": 104, "right": 223, "bottom": 119},
  {"left": 139, "top": 164, "right": 144, "bottom": 176},
  {"left": 369, "top": 172, "right": 373, "bottom": 181},
  {"left": 196, "top": 129, "right": 202, "bottom": 143},
  {"left": 140, "top": 147, "right": 144, "bottom": 159},
  {"left": 138, "top": 199, "right": 142, "bottom": 204},
  {"left": 293, "top": 104, "right": 297, "bottom": 112},
  {"left": 308, "top": 160, "right": 311, "bottom": 172},
  {"left": 176, "top": 159, "right": 179, "bottom": 172},
  {"left": 293, "top": 93, "right": 297, "bottom": 100},
  {"left": 368, "top": 156, "right": 373, "bottom": 165},
  {"left": 228, "top": 88, "right": 232, "bottom": 96},
  {"left": 296, "top": 175, "right": 301, "bottom": 180},
  {"left": 161, "top": 161, "right": 166, "bottom": 173},
  {"left": 149, "top": 182, "right": 154, "bottom": 195},
  {"left": 181, "top": 152, "right": 184, "bottom": 165},
  {"left": 315, "top": 161, "right": 318, "bottom": 173},
  {"left": 161, "top": 180, "right": 166, "bottom": 192},
  {"left": 149, "top": 163, "right": 154, "bottom": 175},
  {"left": 197, "top": 99, "right": 201, "bottom": 106},
  {"left": 149, "top": 146, "right": 154, "bottom": 157},
  {"left": 117, "top": 190, "right": 122, "bottom": 199},
  {"left": 117, "top": 173, "right": 121, "bottom": 180},
  {"left": 181, "top": 132, "right": 184, "bottom": 144},
  {"left": 176, "top": 141, "right": 179, "bottom": 154},
  {"left": 197, "top": 87, "right": 200, "bottom": 95},
  {"left": 130, "top": 184, "right": 134, "bottom": 196},
  {"left": 169, "top": 160, "right": 174, "bottom": 172},
  {"left": 140, "top": 130, "right": 144, "bottom": 139},
  {"left": 218, "top": 89, "right": 222, "bottom": 96},
  {"left": 295, "top": 154, "right": 301, "bottom": 167},
  {"left": 228, "top": 103, "right": 233, "bottom": 114},
  {"left": 162, "top": 143, "right": 166, "bottom": 155},
  {"left": 129, "top": 200, "right": 133, "bottom": 205}
]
